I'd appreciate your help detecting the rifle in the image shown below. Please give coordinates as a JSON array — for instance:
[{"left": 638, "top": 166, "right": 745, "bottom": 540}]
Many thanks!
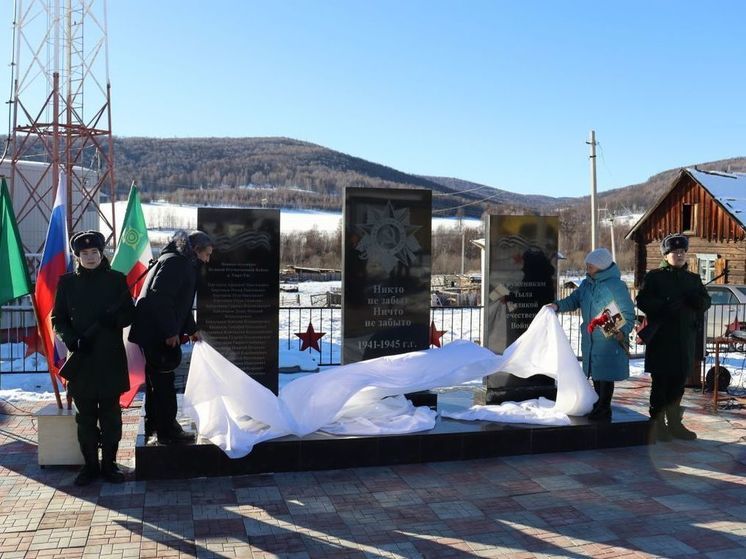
[
  {"left": 58, "top": 258, "right": 158, "bottom": 380},
  {"left": 636, "top": 270, "right": 725, "bottom": 345}
]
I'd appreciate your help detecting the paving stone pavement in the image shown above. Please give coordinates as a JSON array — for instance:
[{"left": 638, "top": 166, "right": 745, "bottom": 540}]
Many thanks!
[{"left": 1, "top": 376, "right": 745, "bottom": 558}]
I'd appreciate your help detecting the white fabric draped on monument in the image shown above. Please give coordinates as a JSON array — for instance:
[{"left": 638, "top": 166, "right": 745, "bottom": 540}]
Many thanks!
[{"left": 183, "top": 307, "right": 597, "bottom": 458}]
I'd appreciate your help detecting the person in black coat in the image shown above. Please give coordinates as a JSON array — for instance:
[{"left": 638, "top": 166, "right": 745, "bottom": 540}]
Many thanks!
[
  {"left": 52, "top": 230, "right": 135, "bottom": 486},
  {"left": 129, "top": 230, "right": 213, "bottom": 444},
  {"left": 636, "top": 233, "right": 711, "bottom": 442}
]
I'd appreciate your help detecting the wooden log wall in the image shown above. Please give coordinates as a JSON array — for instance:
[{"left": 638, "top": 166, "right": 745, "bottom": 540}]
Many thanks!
[
  {"left": 643, "top": 239, "right": 746, "bottom": 284},
  {"left": 632, "top": 171, "right": 746, "bottom": 285}
]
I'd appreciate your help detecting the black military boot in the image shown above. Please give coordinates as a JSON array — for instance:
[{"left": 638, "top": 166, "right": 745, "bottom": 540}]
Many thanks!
[
  {"left": 666, "top": 405, "right": 697, "bottom": 440},
  {"left": 648, "top": 407, "right": 671, "bottom": 443},
  {"left": 157, "top": 420, "right": 195, "bottom": 445},
  {"left": 101, "top": 443, "right": 125, "bottom": 483},
  {"left": 588, "top": 381, "right": 613, "bottom": 421},
  {"left": 74, "top": 443, "right": 100, "bottom": 486}
]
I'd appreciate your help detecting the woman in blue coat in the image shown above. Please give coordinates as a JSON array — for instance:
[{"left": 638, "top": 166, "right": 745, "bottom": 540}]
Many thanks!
[{"left": 548, "top": 248, "right": 635, "bottom": 420}]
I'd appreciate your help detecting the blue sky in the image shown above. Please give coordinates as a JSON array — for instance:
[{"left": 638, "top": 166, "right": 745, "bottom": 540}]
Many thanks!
[{"left": 1, "top": 1, "right": 745, "bottom": 197}]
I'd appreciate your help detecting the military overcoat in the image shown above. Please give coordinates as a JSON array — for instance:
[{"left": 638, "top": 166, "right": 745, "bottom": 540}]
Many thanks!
[
  {"left": 51, "top": 258, "right": 135, "bottom": 398},
  {"left": 636, "top": 262, "right": 711, "bottom": 379}
]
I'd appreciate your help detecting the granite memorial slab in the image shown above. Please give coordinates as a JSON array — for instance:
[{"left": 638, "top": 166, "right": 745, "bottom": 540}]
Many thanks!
[
  {"left": 197, "top": 208, "right": 280, "bottom": 393},
  {"left": 482, "top": 214, "right": 559, "bottom": 404},
  {"left": 343, "top": 187, "right": 432, "bottom": 364}
]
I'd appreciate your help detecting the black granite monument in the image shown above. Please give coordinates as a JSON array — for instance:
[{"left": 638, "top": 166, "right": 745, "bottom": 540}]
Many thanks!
[
  {"left": 343, "top": 187, "right": 432, "bottom": 364},
  {"left": 482, "top": 215, "right": 559, "bottom": 404},
  {"left": 197, "top": 208, "right": 280, "bottom": 393}
]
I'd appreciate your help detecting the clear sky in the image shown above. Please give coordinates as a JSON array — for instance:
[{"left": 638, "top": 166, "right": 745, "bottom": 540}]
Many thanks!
[{"left": 1, "top": 0, "right": 745, "bottom": 197}]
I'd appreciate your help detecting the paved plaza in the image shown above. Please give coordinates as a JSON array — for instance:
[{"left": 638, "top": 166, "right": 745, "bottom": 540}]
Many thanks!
[{"left": 1, "top": 376, "right": 745, "bottom": 558}]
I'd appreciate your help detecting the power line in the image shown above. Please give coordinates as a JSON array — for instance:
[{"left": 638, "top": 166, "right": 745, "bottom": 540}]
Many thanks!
[
  {"left": 432, "top": 189, "right": 506, "bottom": 213},
  {"left": 597, "top": 141, "right": 615, "bottom": 183},
  {"left": 432, "top": 184, "right": 493, "bottom": 197}
]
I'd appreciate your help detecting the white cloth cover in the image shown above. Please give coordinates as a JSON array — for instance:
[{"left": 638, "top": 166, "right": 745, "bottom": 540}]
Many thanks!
[{"left": 184, "top": 306, "right": 597, "bottom": 458}]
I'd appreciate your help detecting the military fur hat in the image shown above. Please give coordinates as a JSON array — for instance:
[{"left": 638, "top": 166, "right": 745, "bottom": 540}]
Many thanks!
[
  {"left": 70, "top": 230, "right": 106, "bottom": 256},
  {"left": 660, "top": 233, "right": 689, "bottom": 255}
]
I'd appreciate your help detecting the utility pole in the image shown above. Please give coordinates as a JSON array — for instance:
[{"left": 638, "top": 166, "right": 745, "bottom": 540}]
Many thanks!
[
  {"left": 587, "top": 130, "right": 598, "bottom": 250},
  {"left": 599, "top": 207, "right": 616, "bottom": 262},
  {"left": 458, "top": 213, "right": 465, "bottom": 276},
  {"left": 608, "top": 215, "right": 616, "bottom": 262}
]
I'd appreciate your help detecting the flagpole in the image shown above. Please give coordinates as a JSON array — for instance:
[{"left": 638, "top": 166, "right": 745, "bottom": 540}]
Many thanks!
[{"left": 29, "top": 292, "right": 63, "bottom": 409}]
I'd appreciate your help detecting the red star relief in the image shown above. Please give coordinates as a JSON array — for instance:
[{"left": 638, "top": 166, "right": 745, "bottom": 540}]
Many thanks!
[
  {"left": 429, "top": 321, "right": 447, "bottom": 348},
  {"left": 22, "top": 329, "right": 43, "bottom": 358},
  {"left": 295, "top": 322, "right": 326, "bottom": 353}
]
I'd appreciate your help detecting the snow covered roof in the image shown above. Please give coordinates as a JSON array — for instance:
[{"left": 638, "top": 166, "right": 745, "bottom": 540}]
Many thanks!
[
  {"left": 688, "top": 168, "right": 746, "bottom": 222},
  {"left": 626, "top": 167, "right": 746, "bottom": 238}
]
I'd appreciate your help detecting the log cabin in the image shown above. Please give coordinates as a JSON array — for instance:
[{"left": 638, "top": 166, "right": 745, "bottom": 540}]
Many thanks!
[{"left": 626, "top": 168, "right": 746, "bottom": 287}]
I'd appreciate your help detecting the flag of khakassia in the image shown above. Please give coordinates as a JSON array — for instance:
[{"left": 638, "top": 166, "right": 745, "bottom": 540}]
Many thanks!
[
  {"left": 0, "top": 177, "right": 33, "bottom": 306},
  {"left": 112, "top": 184, "right": 153, "bottom": 407},
  {"left": 35, "top": 171, "right": 71, "bottom": 378}
]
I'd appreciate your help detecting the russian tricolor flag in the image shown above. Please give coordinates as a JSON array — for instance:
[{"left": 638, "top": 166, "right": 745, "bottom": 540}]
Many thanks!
[{"left": 35, "top": 171, "right": 71, "bottom": 378}]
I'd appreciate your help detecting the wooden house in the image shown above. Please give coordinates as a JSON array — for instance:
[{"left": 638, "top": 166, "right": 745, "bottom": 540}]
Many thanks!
[{"left": 625, "top": 168, "right": 746, "bottom": 286}]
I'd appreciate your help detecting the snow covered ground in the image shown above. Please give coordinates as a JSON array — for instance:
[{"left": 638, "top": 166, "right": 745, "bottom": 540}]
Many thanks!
[
  {"left": 105, "top": 202, "right": 481, "bottom": 239},
  {"left": 4, "top": 278, "right": 745, "bottom": 402}
]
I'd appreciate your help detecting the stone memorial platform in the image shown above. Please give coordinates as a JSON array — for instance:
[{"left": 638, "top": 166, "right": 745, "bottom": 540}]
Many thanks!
[{"left": 134, "top": 388, "right": 649, "bottom": 480}]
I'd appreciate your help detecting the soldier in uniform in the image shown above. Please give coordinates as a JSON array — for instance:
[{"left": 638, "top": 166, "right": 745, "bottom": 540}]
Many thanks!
[
  {"left": 636, "top": 233, "right": 711, "bottom": 442},
  {"left": 52, "top": 231, "right": 135, "bottom": 485}
]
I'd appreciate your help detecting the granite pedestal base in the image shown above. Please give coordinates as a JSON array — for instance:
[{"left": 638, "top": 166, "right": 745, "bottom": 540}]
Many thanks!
[{"left": 135, "top": 396, "right": 650, "bottom": 480}]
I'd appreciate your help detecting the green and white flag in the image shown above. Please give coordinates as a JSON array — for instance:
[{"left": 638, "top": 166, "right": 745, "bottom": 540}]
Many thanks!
[
  {"left": 0, "top": 177, "right": 32, "bottom": 306},
  {"left": 111, "top": 183, "right": 153, "bottom": 408},
  {"left": 112, "top": 184, "right": 152, "bottom": 297}
]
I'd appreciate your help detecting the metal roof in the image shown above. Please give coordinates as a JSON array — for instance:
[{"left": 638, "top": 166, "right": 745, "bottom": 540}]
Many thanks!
[
  {"left": 625, "top": 168, "right": 746, "bottom": 239},
  {"left": 688, "top": 168, "right": 746, "bottom": 222}
]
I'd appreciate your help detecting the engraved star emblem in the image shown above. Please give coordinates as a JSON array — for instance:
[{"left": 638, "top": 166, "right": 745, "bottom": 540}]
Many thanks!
[{"left": 355, "top": 201, "right": 421, "bottom": 273}]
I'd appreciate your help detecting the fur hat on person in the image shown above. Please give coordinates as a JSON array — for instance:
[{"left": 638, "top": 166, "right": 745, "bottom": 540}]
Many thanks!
[
  {"left": 70, "top": 230, "right": 106, "bottom": 256},
  {"left": 660, "top": 233, "right": 689, "bottom": 255},
  {"left": 584, "top": 248, "right": 614, "bottom": 270}
]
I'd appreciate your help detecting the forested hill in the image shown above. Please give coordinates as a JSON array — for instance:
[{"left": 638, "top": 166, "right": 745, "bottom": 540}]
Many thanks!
[
  {"left": 111, "top": 136, "right": 542, "bottom": 217},
  {"left": 112, "top": 136, "right": 746, "bottom": 215},
  {"left": 5, "top": 134, "right": 746, "bottom": 219},
  {"left": 423, "top": 176, "right": 576, "bottom": 210}
]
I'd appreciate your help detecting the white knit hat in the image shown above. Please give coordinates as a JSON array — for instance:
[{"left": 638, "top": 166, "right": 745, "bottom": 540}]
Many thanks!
[{"left": 585, "top": 248, "right": 613, "bottom": 270}]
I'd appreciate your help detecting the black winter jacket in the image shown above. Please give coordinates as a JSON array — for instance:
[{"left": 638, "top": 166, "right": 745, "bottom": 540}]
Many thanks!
[{"left": 128, "top": 240, "right": 199, "bottom": 349}]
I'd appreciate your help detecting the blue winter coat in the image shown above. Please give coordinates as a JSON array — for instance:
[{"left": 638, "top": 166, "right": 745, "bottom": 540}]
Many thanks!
[{"left": 555, "top": 263, "right": 635, "bottom": 381}]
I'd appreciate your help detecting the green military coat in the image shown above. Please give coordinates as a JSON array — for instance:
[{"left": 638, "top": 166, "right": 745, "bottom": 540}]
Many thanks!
[
  {"left": 636, "top": 262, "right": 711, "bottom": 379},
  {"left": 51, "top": 258, "right": 135, "bottom": 399}
]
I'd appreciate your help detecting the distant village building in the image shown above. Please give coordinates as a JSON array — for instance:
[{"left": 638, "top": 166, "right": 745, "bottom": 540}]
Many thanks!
[
  {"left": 281, "top": 266, "right": 341, "bottom": 282},
  {"left": 626, "top": 168, "right": 746, "bottom": 286},
  {"left": 0, "top": 160, "right": 100, "bottom": 266}
]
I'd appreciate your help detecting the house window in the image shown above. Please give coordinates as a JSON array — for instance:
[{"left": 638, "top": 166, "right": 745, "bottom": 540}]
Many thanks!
[
  {"left": 682, "top": 203, "right": 697, "bottom": 233},
  {"left": 697, "top": 254, "right": 717, "bottom": 283}
]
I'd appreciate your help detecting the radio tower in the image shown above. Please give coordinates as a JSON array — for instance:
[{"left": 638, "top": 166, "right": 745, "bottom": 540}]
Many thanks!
[{"left": 6, "top": 0, "right": 116, "bottom": 252}]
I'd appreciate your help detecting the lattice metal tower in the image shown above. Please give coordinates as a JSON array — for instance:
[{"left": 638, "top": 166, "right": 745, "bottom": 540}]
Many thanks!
[{"left": 6, "top": 0, "right": 116, "bottom": 252}]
